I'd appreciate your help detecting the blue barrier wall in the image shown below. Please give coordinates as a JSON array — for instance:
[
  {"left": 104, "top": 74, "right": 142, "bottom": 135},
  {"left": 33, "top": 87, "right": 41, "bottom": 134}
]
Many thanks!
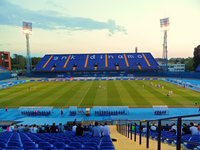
[
  {"left": 0, "top": 72, "right": 11, "bottom": 80},
  {"left": 31, "top": 71, "right": 200, "bottom": 79}
]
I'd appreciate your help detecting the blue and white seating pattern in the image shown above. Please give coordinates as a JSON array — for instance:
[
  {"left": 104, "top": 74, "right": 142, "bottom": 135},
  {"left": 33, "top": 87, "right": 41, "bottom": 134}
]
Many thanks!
[
  {"left": 0, "top": 131, "right": 115, "bottom": 150},
  {"left": 33, "top": 53, "right": 159, "bottom": 72}
]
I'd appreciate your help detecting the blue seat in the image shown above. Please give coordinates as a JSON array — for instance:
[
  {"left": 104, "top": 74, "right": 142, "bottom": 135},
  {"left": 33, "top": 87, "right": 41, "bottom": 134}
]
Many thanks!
[
  {"left": 85, "top": 142, "right": 98, "bottom": 150},
  {"left": 100, "top": 146, "right": 115, "bottom": 150},
  {"left": 53, "top": 142, "right": 66, "bottom": 149},
  {"left": 82, "top": 147, "right": 96, "bottom": 150},
  {"left": 24, "top": 146, "right": 38, "bottom": 150},
  {"left": 64, "top": 147, "right": 76, "bottom": 150},
  {"left": 0, "top": 139, "right": 7, "bottom": 143},
  {"left": 100, "top": 142, "right": 113, "bottom": 147},
  {"left": 23, "top": 142, "right": 36, "bottom": 148},
  {"left": 43, "top": 146, "right": 57, "bottom": 150},
  {"left": 0, "top": 142, "right": 6, "bottom": 148},
  {"left": 69, "top": 142, "right": 82, "bottom": 149},
  {"left": 38, "top": 142, "right": 51, "bottom": 149},
  {"left": 6, "top": 146, "right": 21, "bottom": 150},
  {"left": 7, "top": 142, "right": 21, "bottom": 148}
]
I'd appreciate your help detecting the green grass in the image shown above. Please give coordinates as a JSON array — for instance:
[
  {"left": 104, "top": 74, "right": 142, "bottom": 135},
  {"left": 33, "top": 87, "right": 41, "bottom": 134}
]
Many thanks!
[{"left": 0, "top": 80, "right": 199, "bottom": 107}]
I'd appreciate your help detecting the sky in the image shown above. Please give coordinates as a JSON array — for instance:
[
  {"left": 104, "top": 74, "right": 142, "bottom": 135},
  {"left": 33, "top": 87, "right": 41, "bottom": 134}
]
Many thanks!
[{"left": 0, "top": 0, "right": 199, "bottom": 58}]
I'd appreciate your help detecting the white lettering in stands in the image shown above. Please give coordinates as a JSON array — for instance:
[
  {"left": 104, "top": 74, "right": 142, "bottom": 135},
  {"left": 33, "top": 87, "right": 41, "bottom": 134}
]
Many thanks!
[
  {"left": 100, "top": 55, "right": 104, "bottom": 59},
  {"left": 53, "top": 56, "right": 58, "bottom": 60},
  {"left": 70, "top": 55, "right": 75, "bottom": 60},
  {"left": 90, "top": 55, "right": 95, "bottom": 59},
  {"left": 61, "top": 56, "right": 67, "bottom": 60},
  {"left": 138, "top": 55, "right": 142, "bottom": 58},
  {"left": 108, "top": 55, "right": 114, "bottom": 59},
  {"left": 118, "top": 55, "right": 124, "bottom": 59},
  {"left": 127, "top": 55, "right": 134, "bottom": 59}
]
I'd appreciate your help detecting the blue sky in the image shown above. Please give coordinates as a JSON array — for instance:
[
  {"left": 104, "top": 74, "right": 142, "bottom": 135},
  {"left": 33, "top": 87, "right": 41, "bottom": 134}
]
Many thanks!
[{"left": 0, "top": 0, "right": 199, "bottom": 58}]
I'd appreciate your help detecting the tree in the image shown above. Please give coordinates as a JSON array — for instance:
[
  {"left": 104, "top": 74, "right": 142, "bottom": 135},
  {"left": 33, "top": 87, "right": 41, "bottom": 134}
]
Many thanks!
[
  {"left": 193, "top": 45, "right": 200, "bottom": 70},
  {"left": 11, "top": 54, "right": 26, "bottom": 70},
  {"left": 185, "top": 58, "right": 194, "bottom": 71},
  {"left": 11, "top": 54, "right": 42, "bottom": 70},
  {"left": 31, "top": 57, "right": 42, "bottom": 67}
]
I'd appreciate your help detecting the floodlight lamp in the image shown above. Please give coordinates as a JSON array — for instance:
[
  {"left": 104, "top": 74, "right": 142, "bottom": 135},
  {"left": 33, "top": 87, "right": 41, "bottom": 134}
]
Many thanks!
[
  {"left": 23, "top": 29, "right": 32, "bottom": 35},
  {"left": 161, "top": 25, "right": 169, "bottom": 31}
]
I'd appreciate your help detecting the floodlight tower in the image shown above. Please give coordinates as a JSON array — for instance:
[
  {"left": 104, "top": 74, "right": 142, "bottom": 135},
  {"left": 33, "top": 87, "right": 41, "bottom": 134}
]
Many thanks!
[
  {"left": 22, "top": 22, "right": 32, "bottom": 74},
  {"left": 160, "top": 18, "right": 169, "bottom": 71}
]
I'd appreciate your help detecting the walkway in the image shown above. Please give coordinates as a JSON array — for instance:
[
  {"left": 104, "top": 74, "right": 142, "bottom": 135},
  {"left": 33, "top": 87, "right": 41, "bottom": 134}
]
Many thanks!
[{"left": 109, "top": 126, "right": 176, "bottom": 150}]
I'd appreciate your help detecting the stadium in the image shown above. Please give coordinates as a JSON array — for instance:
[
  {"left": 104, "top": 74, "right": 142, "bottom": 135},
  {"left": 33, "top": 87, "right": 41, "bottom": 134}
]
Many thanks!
[{"left": 1, "top": 1, "right": 200, "bottom": 150}]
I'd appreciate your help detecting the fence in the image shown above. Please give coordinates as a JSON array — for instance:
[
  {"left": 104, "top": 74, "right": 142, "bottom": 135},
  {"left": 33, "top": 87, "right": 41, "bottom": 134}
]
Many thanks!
[{"left": 116, "top": 114, "right": 200, "bottom": 150}]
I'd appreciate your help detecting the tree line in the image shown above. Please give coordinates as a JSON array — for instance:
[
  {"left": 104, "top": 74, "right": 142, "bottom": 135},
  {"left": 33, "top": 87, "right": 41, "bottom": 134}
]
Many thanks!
[{"left": 11, "top": 54, "right": 42, "bottom": 71}]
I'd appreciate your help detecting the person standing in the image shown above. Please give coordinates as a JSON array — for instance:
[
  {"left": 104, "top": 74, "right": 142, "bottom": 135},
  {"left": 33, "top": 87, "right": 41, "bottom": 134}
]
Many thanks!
[
  {"left": 31, "top": 124, "right": 38, "bottom": 133},
  {"left": 9, "top": 123, "right": 15, "bottom": 132},
  {"left": 58, "top": 123, "right": 65, "bottom": 133},
  {"left": 61, "top": 108, "right": 63, "bottom": 116},
  {"left": 182, "top": 123, "right": 191, "bottom": 135},
  {"left": 72, "top": 123, "right": 77, "bottom": 135},
  {"left": 92, "top": 122, "right": 101, "bottom": 137},
  {"left": 102, "top": 122, "right": 110, "bottom": 136},
  {"left": 76, "top": 123, "right": 84, "bottom": 136},
  {"left": 50, "top": 123, "right": 58, "bottom": 133},
  {"left": 5, "top": 106, "right": 7, "bottom": 112},
  {"left": 190, "top": 122, "right": 198, "bottom": 135}
]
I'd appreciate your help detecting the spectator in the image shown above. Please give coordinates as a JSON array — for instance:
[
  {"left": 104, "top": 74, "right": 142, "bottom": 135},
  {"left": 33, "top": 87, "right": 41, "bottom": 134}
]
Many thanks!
[
  {"left": 197, "top": 123, "right": 200, "bottom": 135},
  {"left": 72, "top": 123, "right": 77, "bottom": 134},
  {"left": 23, "top": 125, "right": 30, "bottom": 132},
  {"left": 50, "top": 123, "right": 57, "bottom": 133},
  {"left": 45, "top": 125, "right": 51, "bottom": 133},
  {"left": 170, "top": 123, "right": 177, "bottom": 134},
  {"left": 99, "top": 123, "right": 104, "bottom": 134},
  {"left": 9, "top": 123, "right": 15, "bottom": 132},
  {"left": 31, "top": 124, "right": 38, "bottom": 133},
  {"left": 92, "top": 122, "right": 101, "bottom": 137},
  {"left": 73, "top": 119, "right": 77, "bottom": 125},
  {"left": 18, "top": 124, "right": 24, "bottom": 132},
  {"left": 150, "top": 123, "right": 157, "bottom": 132},
  {"left": 163, "top": 124, "right": 170, "bottom": 131},
  {"left": 102, "top": 122, "right": 110, "bottom": 136},
  {"left": 76, "top": 123, "right": 84, "bottom": 136},
  {"left": 58, "top": 123, "right": 65, "bottom": 133},
  {"left": 182, "top": 123, "right": 191, "bottom": 135},
  {"left": 38, "top": 125, "right": 45, "bottom": 133},
  {"left": 190, "top": 122, "right": 198, "bottom": 135},
  {"left": 88, "top": 124, "right": 93, "bottom": 136},
  {"left": 142, "top": 125, "right": 147, "bottom": 133}
]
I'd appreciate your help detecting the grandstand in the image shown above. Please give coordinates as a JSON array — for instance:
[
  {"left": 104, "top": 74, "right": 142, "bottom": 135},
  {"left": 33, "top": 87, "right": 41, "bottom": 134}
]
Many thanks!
[
  {"left": 196, "top": 65, "right": 200, "bottom": 72},
  {"left": 0, "top": 66, "right": 7, "bottom": 71},
  {"left": 33, "top": 53, "right": 159, "bottom": 72},
  {"left": 0, "top": 66, "right": 11, "bottom": 80}
]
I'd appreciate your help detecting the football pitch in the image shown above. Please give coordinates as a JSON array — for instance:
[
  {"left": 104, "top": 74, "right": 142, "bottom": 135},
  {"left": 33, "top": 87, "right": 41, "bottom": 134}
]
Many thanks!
[{"left": 0, "top": 80, "right": 199, "bottom": 107}]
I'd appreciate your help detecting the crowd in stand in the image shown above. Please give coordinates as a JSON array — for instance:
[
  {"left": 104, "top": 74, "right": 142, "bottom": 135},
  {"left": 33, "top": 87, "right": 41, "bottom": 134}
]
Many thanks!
[
  {"left": 0, "top": 121, "right": 110, "bottom": 137},
  {"left": 141, "top": 122, "right": 200, "bottom": 135},
  {"left": 3, "top": 123, "right": 65, "bottom": 133},
  {"left": 72, "top": 122, "right": 110, "bottom": 137}
]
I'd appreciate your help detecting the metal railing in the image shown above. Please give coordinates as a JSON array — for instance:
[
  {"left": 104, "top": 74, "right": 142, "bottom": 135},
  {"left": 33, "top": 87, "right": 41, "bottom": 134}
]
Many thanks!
[{"left": 116, "top": 114, "right": 200, "bottom": 150}]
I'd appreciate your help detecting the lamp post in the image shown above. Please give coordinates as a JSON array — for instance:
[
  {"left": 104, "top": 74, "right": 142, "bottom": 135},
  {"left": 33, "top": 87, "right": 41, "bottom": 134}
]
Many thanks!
[
  {"left": 22, "top": 22, "right": 32, "bottom": 74},
  {"left": 160, "top": 18, "right": 169, "bottom": 71}
]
